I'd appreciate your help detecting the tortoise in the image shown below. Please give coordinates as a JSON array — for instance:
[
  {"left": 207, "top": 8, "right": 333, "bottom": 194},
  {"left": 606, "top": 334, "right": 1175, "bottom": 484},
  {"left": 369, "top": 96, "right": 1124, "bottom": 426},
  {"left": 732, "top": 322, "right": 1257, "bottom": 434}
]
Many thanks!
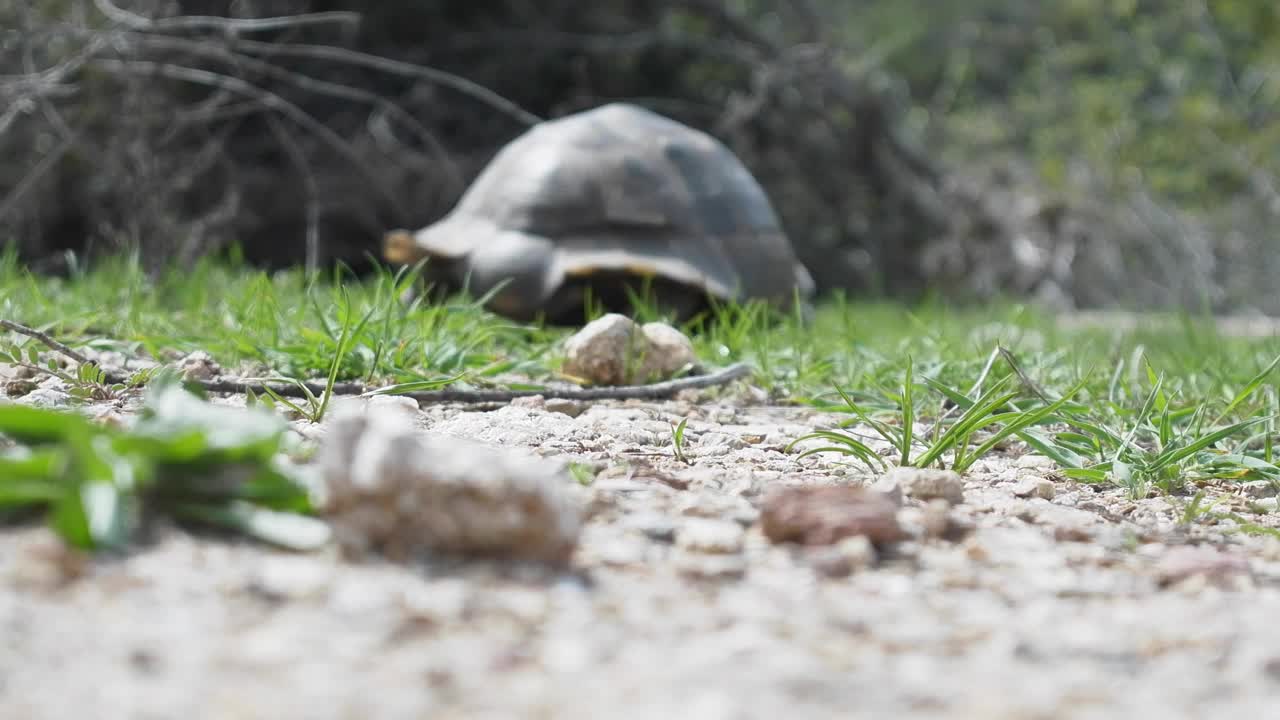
[{"left": 383, "top": 102, "right": 815, "bottom": 324}]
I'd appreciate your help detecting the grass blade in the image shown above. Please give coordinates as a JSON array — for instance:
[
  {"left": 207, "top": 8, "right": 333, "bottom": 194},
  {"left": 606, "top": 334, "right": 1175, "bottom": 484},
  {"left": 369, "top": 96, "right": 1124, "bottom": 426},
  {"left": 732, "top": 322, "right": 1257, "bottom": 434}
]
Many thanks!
[{"left": 899, "top": 356, "right": 915, "bottom": 466}]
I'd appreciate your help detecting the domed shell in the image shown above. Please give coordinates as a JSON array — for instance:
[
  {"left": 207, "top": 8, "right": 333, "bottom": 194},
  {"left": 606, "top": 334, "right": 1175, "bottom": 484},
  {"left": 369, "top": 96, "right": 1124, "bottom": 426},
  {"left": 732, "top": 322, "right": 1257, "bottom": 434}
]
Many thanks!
[{"left": 403, "top": 102, "right": 814, "bottom": 314}]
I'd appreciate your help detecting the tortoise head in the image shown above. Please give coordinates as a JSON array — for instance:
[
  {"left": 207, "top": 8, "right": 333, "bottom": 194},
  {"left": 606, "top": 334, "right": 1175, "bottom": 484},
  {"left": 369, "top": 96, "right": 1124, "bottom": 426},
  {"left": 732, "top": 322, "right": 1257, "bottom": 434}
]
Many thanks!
[{"left": 382, "top": 229, "right": 429, "bottom": 266}]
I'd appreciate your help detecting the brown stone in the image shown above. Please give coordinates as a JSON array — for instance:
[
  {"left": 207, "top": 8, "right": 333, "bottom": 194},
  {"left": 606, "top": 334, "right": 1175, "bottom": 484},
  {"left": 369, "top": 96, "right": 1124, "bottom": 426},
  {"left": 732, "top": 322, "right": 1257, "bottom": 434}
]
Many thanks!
[{"left": 759, "top": 485, "right": 908, "bottom": 547}]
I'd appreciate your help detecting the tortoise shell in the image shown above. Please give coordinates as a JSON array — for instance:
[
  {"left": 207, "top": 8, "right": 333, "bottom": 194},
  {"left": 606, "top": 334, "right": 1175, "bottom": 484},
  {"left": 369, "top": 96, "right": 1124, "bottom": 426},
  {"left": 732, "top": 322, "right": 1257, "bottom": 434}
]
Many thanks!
[{"left": 384, "top": 102, "right": 814, "bottom": 323}]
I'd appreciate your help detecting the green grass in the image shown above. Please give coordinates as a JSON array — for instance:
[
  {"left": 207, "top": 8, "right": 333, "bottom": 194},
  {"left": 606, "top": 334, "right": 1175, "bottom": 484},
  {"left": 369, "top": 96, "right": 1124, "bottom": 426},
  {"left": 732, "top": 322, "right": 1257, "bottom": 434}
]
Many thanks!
[
  {"left": 0, "top": 376, "right": 328, "bottom": 552},
  {"left": 3, "top": 249, "right": 1280, "bottom": 530},
  {"left": 670, "top": 417, "right": 691, "bottom": 464}
]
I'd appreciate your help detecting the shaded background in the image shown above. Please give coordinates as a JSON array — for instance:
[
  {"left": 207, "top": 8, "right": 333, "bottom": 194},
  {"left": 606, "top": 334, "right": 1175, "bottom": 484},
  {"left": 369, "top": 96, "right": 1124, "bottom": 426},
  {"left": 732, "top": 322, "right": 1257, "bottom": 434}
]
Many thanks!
[{"left": 2, "top": 0, "right": 1277, "bottom": 313}]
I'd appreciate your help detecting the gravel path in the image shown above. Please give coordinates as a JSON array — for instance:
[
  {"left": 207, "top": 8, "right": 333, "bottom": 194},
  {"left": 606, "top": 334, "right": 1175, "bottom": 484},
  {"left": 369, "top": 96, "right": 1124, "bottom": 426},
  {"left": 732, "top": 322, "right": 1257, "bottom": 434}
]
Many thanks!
[{"left": 5, "top": 390, "right": 1280, "bottom": 719}]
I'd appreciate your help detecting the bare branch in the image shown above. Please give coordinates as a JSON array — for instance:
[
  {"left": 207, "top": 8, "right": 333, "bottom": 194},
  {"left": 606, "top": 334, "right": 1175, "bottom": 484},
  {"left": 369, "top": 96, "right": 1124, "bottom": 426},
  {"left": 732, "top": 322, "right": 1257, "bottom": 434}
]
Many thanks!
[
  {"left": 92, "top": 0, "right": 359, "bottom": 35},
  {"left": 18, "top": 1, "right": 77, "bottom": 142},
  {"left": 0, "top": 320, "right": 94, "bottom": 366},
  {"left": 229, "top": 38, "right": 543, "bottom": 127},
  {"left": 671, "top": 0, "right": 778, "bottom": 55},
  {"left": 132, "top": 33, "right": 462, "bottom": 192},
  {"left": 90, "top": 58, "right": 407, "bottom": 219},
  {"left": 265, "top": 113, "right": 321, "bottom": 274},
  {"left": 0, "top": 33, "right": 108, "bottom": 89},
  {"left": 0, "top": 135, "right": 75, "bottom": 224},
  {"left": 441, "top": 27, "right": 754, "bottom": 62}
]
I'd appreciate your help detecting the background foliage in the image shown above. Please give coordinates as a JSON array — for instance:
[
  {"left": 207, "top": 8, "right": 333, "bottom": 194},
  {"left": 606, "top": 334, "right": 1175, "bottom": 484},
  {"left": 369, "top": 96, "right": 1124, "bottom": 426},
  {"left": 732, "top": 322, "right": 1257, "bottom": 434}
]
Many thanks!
[{"left": 3, "top": 0, "right": 1278, "bottom": 313}]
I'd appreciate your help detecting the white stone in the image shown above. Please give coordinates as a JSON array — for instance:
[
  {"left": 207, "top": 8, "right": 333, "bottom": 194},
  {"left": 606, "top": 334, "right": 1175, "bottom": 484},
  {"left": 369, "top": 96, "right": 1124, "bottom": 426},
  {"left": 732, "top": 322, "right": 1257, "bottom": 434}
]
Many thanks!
[{"left": 883, "top": 466, "right": 966, "bottom": 505}]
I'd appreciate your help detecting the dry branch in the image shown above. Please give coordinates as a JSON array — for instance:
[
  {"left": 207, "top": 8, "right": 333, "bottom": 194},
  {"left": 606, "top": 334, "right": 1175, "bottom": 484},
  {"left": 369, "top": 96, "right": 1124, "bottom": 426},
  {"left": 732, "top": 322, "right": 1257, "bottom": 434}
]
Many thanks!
[
  {"left": 89, "top": 57, "right": 407, "bottom": 219},
  {"left": 92, "top": 0, "right": 360, "bottom": 35},
  {"left": 265, "top": 112, "right": 321, "bottom": 273},
  {"left": 131, "top": 32, "right": 462, "bottom": 192},
  {"left": 227, "top": 39, "right": 543, "bottom": 127}
]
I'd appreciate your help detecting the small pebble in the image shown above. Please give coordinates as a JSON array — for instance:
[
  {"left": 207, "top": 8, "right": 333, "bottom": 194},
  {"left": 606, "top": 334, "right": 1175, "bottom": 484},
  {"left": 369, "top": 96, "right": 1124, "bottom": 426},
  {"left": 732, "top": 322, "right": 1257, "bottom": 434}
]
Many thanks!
[
  {"left": 179, "top": 350, "right": 221, "bottom": 381},
  {"left": 808, "top": 535, "right": 878, "bottom": 578},
  {"left": 1240, "top": 481, "right": 1279, "bottom": 499},
  {"left": 760, "top": 485, "right": 907, "bottom": 546},
  {"left": 676, "top": 493, "right": 759, "bottom": 527},
  {"left": 676, "top": 518, "right": 746, "bottom": 555},
  {"left": 20, "top": 387, "right": 72, "bottom": 407},
  {"left": 869, "top": 474, "right": 905, "bottom": 507},
  {"left": 1262, "top": 657, "right": 1280, "bottom": 682},
  {"left": 593, "top": 536, "right": 650, "bottom": 566},
  {"left": 561, "top": 314, "right": 698, "bottom": 385},
  {"left": 921, "top": 499, "right": 953, "bottom": 539},
  {"left": 673, "top": 551, "right": 748, "bottom": 580},
  {"left": 367, "top": 394, "right": 421, "bottom": 414},
  {"left": 1250, "top": 497, "right": 1279, "bottom": 512},
  {"left": 4, "top": 379, "right": 37, "bottom": 397},
  {"left": 1015, "top": 454, "right": 1057, "bottom": 470},
  {"left": 545, "top": 399, "right": 586, "bottom": 417},
  {"left": 622, "top": 512, "right": 677, "bottom": 542},
  {"left": 883, "top": 467, "right": 966, "bottom": 505},
  {"left": 328, "top": 576, "right": 397, "bottom": 616},
  {"left": 698, "top": 431, "right": 746, "bottom": 450},
  {"left": 1154, "top": 545, "right": 1253, "bottom": 591},
  {"left": 1013, "top": 477, "right": 1056, "bottom": 500},
  {"left": 509, "top": 395, "right": 546, "bottom": 410},
  {"left": 639, "top": 321, "right": 698, "bottom": 379},
  {"left": 248, "top": 556, "right": 334, "bottom": 601},
  {"left": 398, "top": 579, "right": 470, "bottom": 624},
  {"left": 486, "top": 587, "right": 550, "bottom": 623}
]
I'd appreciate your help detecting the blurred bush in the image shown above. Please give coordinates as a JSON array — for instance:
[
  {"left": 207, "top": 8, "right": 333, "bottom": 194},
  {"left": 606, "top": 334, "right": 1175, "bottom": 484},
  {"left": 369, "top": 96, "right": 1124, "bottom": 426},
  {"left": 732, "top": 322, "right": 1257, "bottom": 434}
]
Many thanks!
[{"left": 2, "top": 0, "right": 1278, "bottom": 313}]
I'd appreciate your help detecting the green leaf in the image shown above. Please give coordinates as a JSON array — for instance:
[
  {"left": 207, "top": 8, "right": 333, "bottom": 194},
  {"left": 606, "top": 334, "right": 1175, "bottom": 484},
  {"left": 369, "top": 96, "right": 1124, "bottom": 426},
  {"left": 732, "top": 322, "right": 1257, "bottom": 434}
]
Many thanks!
[
  {"left": 50, "top": 484, "right": 93, "bottom": 549},
  {"left": 832, "top": 384, "right": 903, "bottom": 447},
  {"left": 170, "top": 501, "right": 331, "bottom": 551},
  {"left": 1017, "top": 428, "right": 1087, "bottom": 469},
  {"left": 1151, "top": 416, "right": 1273, "bottom": 471},
  {"left": 1060, "top": 467, "right": 1110, "bottom": 483},
  {"left": 80, "top": 479, "right": 132, "bottom": 549},
  {"left": 955, "top": 379, "right": 1090, "bottom": 472},
  {"left": 1214, "top": 353, "right": 1280, "bottom": 425},
  {"left": 134, "top": 383, "right": 286, "bottom": 459},
  {"left": 0, "top": 447, "right": 63, "bottom": 480},
  {"left": 914, "top": 379, "right": 1019, "bottom": 468},
  {"left": 0, "top": 403, "right": 100, "bottom": 444},
  {"left": 0, "top": 478, "right": 63, "bottom": 505},
  {"left": 1112, "top": 459, "right": 1133, "bottom": 485},
  {"left": 787, "top": 429, "right": 887, "bottom": 472},
  {"left": 362, "top": 372, "right": 469, "bottom": 396},
  {"left": 920, "top": 374, "right": 975, "bottom": 409},
  {"left": 899, "top": 356, "right": 915, "bottom": 466}
]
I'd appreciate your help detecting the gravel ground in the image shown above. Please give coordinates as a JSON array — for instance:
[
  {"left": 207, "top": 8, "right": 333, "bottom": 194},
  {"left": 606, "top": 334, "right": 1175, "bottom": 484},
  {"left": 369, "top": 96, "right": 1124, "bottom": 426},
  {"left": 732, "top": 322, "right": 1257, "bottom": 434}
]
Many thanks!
[{"left": 5, "top": 386, "right": 1280, "bottom": 720}]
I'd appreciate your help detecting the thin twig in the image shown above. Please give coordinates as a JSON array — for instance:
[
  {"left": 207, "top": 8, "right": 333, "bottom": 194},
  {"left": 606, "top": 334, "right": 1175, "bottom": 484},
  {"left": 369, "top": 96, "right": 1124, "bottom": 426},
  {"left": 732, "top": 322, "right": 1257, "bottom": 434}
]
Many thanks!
[
  {"left": 91, "top": 58, "right": 406, "bottom": 218},
  {"left": 265, "top": 112, "right": 321, "bottom": 274},
  {"left": 199, "top": 363, "right": 754, "bottom": 403},
  {"left": 228, "top": 38, "right": 542, "bottom": 127},
  {"left": 0, "top": 320, "right": 94, "bottom": 365},
  {"left": 0, "top": 134, "right": 75, "bottom": 223},
  {"left": 132, "top": 32, "right": 462, "bottom": 192},
  {"left": 92, "top": 0, "right": 359, "bottom": 35}
]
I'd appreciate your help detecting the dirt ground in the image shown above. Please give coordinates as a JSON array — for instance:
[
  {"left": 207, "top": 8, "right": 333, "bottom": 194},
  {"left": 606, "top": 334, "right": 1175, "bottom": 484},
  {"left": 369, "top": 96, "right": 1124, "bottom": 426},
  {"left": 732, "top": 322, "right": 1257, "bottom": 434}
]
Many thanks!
[{"left": 5, "top": 379, "right": 1280, "bottom": 720}]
